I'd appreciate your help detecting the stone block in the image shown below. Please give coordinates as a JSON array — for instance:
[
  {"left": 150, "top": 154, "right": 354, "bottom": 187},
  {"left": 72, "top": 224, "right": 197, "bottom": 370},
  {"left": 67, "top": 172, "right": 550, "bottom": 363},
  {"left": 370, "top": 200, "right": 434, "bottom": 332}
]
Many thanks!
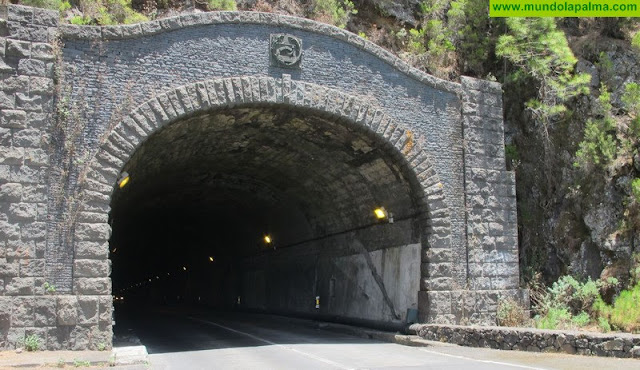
[
  {"left": 75, "top": 223, "right": 111, "bottom": 241},
  {"left": 74, "top": 259, "right": 110, "bottom": 278},
  {"left": 56, "top": 296, "right": 78, "bottom": 326},
  {"left": 73, "top": 278, "right": 111, "bottom": 295},
  {"left": 0, "top": 147, "right": 23, "bottom": 165},
  {"left": 20, "top": 221, "right": 46, "bottom": 240},
  {"left": 98, "top": 296, "right": 112, "bottom": 324},
  {"left": 70, "top": 325, "right": 90, "bottom": 350},
  {"left": 16, "top": 93, "right": 47, "bottom": 112},
  {"left": 21, "top": 184, "right": 45, "bottom": 202},
  {"left": 8, "top": 202, "right": 36, "bottom": 221},
  {"left": 47, "top": 326, "right": 71, "bottom": 350},
  {"left": 77, "top": 296, "right": 99, "bottom": 325},
  {"left": 17, "top": 58, "right": 46, "bottom": 76},
  {"left": 31, "top": 42, "right": 54, "bottom": 60},
  {"left": 5, "top": 39, "right": 30, "bottom": 58},
  {"left": 75, "top": 241, "right": 109, "bottom": 259},
  {"left": 10, "top": 297, "right": 34, "bottom": 327},
  {"left": 33, "top": 297, "right": 55, "bottom": 326},
  {"left": 0, "top": 109, "right": 27, "bottom": 128},
  {"left": 13, "top": 129, "right": 42, "bottom": 147},
  {"left": 5, "top": 277, "right": 34, "bottom": 295},
  {"left": 0, "top": 259, "right": 19, "bottom": 277},
  {"left": 6, "top": 327, "right": 25, "bottom": 349},
  {"left": 19, "top": 258, "right": 44, "bottom": 277},
  {"left": 0, "top": 183, "right": 22, "bottom": 202},
  {"left": 0, "top": 91, "right": 15, "bottom": 109}
]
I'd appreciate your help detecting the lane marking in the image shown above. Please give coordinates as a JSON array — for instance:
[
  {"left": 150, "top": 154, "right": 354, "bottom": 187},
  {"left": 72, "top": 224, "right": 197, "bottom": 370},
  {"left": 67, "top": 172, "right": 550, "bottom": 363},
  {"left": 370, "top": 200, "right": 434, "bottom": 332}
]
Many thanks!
[
  {"left": 187, "top": 317, "right": 354, "bottom": 370},
  {"left": 417, "top": 347, "right": 546, "bottom": 370}
]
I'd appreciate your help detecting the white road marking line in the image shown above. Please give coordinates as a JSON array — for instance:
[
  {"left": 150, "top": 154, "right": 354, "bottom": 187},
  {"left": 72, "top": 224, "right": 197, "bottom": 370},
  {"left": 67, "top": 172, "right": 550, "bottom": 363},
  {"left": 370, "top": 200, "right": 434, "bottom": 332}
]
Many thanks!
[
  {"left": 187, "top": 317, "right": 354, "bottom": 370},
  {"left": 417, "top": 347, "right": 546, "bottom": 370}
]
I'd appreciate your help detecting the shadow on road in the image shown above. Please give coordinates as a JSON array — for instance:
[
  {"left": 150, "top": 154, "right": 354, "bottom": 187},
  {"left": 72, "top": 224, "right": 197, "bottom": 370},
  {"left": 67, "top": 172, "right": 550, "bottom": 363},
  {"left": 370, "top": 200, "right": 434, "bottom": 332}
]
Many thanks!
[{"left": 113, "top": 304, "right": 382, "bottom": 355}]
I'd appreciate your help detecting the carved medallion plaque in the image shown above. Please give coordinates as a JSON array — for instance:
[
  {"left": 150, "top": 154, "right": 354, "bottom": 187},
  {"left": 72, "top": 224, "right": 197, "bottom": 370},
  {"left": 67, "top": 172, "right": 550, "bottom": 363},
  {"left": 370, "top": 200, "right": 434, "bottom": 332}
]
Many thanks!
[{"left": 270, "top": 34, "right": 302, "bottom": 68}]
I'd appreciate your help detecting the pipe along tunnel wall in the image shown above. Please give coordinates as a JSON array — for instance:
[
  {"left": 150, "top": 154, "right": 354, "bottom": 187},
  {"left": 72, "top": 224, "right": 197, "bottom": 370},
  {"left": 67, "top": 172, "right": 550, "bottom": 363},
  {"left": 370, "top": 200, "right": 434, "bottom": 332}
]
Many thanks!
[{"left": 0, "top": 5, "right": 526, "bottom": 349}]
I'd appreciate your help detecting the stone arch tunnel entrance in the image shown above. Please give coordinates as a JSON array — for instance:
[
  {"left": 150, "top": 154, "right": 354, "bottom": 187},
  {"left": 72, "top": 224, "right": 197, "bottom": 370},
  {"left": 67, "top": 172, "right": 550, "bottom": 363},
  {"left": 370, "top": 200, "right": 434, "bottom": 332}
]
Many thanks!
[
  {"left": 109, "top": 103, "right": 425, "bottom": 325},
  {"left": 0, "top": 5, "right": 525, "bottom": 350}
]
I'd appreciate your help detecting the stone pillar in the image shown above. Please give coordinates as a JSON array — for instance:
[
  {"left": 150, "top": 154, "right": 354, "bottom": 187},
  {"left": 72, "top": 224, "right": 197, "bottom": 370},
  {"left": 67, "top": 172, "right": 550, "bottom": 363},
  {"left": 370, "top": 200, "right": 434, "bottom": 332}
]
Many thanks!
[
  {"left": 457, "top": 76, "right": 527, "bottom": 324},
  {"left": 0, "top": 5, "right": 111, "bottom": 350}
]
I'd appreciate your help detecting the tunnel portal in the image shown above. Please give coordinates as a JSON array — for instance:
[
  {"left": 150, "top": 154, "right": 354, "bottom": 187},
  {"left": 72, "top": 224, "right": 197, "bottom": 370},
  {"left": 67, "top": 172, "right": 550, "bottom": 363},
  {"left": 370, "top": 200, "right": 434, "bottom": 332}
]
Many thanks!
[
  {"left": 0, "top": 5, "right": 524, "bottom": 350},
  {"left": 110, "top": 105, "right": 423, "bottom": 323}
]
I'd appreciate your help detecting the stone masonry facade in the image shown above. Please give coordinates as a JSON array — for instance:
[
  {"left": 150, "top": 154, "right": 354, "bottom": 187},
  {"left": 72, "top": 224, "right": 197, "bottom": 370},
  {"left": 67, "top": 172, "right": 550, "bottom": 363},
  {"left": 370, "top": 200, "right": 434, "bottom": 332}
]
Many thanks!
[{"left": 0, "top": 5, "right": 523, "bottom": 349}]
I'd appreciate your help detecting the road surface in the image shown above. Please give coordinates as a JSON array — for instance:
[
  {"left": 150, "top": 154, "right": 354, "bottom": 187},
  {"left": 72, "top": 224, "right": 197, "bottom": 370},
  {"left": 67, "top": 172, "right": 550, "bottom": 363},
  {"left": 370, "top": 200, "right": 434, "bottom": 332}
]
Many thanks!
[{"left": 113, "top": 308, "right": 640, "bottom": 369}]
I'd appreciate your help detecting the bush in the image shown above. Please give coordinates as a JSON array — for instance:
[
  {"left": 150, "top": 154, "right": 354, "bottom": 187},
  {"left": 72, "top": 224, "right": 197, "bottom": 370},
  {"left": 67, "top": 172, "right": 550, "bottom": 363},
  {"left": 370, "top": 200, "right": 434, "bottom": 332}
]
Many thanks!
[
  {"left": 572, "top": 311, "right": 590, "bottom": 327},
  {"left": 496, "top": 18, "right": 590, "bottom": 122},
  {"left": 23, "top": 334, "right": 41, "bottom": 352},
  {"left": 536, "top": 307, "right": 571, "bottom": 329},
  {"left": 575, "top": 85, "right": 617, "bottom": 168},
  {"left": 312, "top": 0, "right": 356, "bottom": 28},
  {"left": 207, "top": 0, "right": 236, "bottom": 11},
  {"left": 598, "top": 282, "right": 640, "bottom": 333},
  {"left": 496, "top": 297, "right": 528, "bottom": 327}
]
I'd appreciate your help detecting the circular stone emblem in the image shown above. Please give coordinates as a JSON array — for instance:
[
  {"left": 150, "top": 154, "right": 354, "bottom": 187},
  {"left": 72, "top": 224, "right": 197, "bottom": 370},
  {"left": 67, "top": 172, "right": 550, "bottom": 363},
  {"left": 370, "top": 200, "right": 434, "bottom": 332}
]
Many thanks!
[{"left": 270, "top": 34, "right": 302, "bottom": 68}]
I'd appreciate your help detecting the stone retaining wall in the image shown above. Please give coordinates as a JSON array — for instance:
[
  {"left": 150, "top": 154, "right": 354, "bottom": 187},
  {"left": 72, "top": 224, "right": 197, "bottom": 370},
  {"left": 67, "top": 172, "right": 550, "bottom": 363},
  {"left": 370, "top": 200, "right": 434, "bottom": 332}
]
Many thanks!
[{"left": 411, "top": 324, "right": 640, "bottom": 359}]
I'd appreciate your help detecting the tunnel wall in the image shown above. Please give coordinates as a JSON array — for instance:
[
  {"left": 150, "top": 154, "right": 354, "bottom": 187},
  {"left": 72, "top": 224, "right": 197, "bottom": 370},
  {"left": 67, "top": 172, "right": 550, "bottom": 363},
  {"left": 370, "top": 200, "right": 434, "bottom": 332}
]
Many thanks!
[
  {"left": 240, "top": 222, "right": 421, "bottom": 324},
  {"left": 0, "top": 5, "right": 525, "bottom": 350}
]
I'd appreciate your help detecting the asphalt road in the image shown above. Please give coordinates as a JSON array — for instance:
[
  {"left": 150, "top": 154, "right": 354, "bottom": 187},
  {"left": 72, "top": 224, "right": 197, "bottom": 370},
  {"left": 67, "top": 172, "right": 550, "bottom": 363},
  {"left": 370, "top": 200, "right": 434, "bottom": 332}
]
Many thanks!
[{"left": 113, "top": 308, "right": 640, "bottom": 370}]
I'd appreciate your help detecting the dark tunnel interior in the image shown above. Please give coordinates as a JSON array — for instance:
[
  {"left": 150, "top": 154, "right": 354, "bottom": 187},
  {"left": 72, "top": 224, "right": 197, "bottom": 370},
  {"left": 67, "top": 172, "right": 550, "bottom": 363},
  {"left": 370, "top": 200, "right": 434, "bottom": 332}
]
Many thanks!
[{"left": 109, "top": 106, "right": 425, "bottom": 325}]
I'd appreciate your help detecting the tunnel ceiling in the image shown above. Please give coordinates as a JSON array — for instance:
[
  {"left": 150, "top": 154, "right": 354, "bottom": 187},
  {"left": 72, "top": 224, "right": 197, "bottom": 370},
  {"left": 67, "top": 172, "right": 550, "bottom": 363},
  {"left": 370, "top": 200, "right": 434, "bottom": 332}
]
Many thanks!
[{"left": 109, "top": 106, "right": 420, "bottom": 284}]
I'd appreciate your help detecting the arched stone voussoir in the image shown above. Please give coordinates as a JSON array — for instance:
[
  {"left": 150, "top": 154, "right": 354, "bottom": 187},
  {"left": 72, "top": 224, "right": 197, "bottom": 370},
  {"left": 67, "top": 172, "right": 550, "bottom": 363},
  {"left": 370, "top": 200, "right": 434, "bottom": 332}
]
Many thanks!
[{"left": 84, "top": 75, "right": 455, "bottom": 253}]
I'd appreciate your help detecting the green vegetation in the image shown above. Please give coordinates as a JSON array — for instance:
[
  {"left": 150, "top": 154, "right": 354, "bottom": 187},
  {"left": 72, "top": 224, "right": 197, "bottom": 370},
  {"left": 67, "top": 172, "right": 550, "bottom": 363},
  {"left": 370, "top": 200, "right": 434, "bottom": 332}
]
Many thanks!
[
  {"left": 496, "top": 18, "right": 590, "bottom": 122},
  {"left": 207, "top": 0, "right": 236, "bottom": 11},
  {"left": 574, "top": 85, "right": 617, "bottom": 168},
  {"left": 496, "top": 297, "right": 528, "bottom": 327},
  {"left": 594, "top": 282, "right": 640, "bottom": 333},
  {"left": 312, "top": 0, "right": 356, "bottom": 29},
  {"left": 66, "top": 0, "right": 148, "bottom": 25},
  {"left": 632, "top": 31, "right": 640, "bottom": 50},
  {"left": 43, "top": 281, "right": 57, "bottom": 293},
  {"left": 23, "top": 334, "right": 41, "bottom": 351}
]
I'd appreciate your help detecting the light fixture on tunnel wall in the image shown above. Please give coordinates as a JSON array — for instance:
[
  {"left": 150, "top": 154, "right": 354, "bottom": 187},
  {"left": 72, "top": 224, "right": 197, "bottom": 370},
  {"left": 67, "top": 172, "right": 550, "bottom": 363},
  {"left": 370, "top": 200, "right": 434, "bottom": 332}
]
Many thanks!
[
  {"left": 264, "top": 234, "right": 276, "bottom": 250},
  {"left": 183, "top": 266, "right": 187, "bottom": 271},
  {"left": 117, "top": 171, "right": 130, "bottom": 189},
  {"left": 373, "top": 207, "right": 394, "bottom": 223},
  {"left": 209, "top": 256, "right": 214, "bottom": 262}
]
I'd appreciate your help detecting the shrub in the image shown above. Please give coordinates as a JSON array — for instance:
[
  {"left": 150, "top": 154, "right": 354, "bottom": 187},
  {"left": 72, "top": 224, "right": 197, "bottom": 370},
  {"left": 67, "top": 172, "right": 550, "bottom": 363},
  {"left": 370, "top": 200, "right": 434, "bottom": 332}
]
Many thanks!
[
  {"left": 497, "top": 297, "right": 528, "bottom": 327},
  {"left": 575, "top": 85, "right": 617, "bottom": 168},
  {"left": 572, "top": 311, "right": 590, "bottom": 327},
  {"left": 536, "top": 306, "right": 571, "bottom": 330},
  {"left": 607, "top": 283, "right": 640, "bottom": 332},
  {"left": 598, "top": 317, "right": 612, "bottom": 333},
  {"left": 312, "top": 0, "right": 357, "bottom": 28},
  {"left": 496, "top": 18, "right": 590, "bottom": 123},
  {"left": 207, "top": 0, "right": 236, "bottom": 11},
  {"left": 23, "top": 334, "right": 41, "bottom": 352},
  {"left": 633, "top": 31, "right": 640, "bottom": 50}
]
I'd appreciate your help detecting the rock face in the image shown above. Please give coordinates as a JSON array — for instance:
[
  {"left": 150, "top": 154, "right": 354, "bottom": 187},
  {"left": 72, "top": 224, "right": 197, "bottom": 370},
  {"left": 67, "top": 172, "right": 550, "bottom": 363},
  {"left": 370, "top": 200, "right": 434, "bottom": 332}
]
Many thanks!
[
  {"left": 368, "top": 0, "right": 422, "bottom": 26},
  {"left": 508, "top": 33, "right": 640, "bottom": 284}
]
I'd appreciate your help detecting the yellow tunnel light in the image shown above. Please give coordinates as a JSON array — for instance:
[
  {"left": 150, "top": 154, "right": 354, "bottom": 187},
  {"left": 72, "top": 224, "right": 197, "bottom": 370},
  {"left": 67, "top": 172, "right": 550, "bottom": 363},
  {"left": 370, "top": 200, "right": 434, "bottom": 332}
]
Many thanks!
[
  {"left": 374, "top": 207, "right": 387, "bottom": 219},
  {"left": 264, "top": 235, "right": 272, "bottom": 244},
  {"left": 118, "top": 171, "right": 130, "bottom": 189},
  {"left": 183, "top": 266, "right": 187, "bottom": 271},
  {"left": 209, "top": 256, "right": 214, "bottom": 262}
]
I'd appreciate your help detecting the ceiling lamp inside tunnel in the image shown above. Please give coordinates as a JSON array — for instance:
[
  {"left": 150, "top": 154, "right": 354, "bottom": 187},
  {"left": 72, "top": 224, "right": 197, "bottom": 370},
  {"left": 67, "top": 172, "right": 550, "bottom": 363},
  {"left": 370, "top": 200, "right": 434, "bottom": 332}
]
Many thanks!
[
  {"left": 374, "top": 207, "right": 394, "bottom": 223},
  {"left": 117, "top": 171, "right": 130, "bottom": 189},
  {"left": 264, "top": 235, "right": 272, "bottom": 244}
]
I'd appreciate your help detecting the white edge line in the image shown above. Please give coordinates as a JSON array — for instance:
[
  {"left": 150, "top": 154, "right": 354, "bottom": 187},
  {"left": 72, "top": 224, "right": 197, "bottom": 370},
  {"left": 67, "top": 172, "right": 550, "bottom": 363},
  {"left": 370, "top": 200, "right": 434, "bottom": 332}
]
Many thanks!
[
  {"left": 187, "top": 316, "right": 354, "bottom": 370},
  {"left": 417, "top": 347, "right": 547, "bottom": 370}
]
